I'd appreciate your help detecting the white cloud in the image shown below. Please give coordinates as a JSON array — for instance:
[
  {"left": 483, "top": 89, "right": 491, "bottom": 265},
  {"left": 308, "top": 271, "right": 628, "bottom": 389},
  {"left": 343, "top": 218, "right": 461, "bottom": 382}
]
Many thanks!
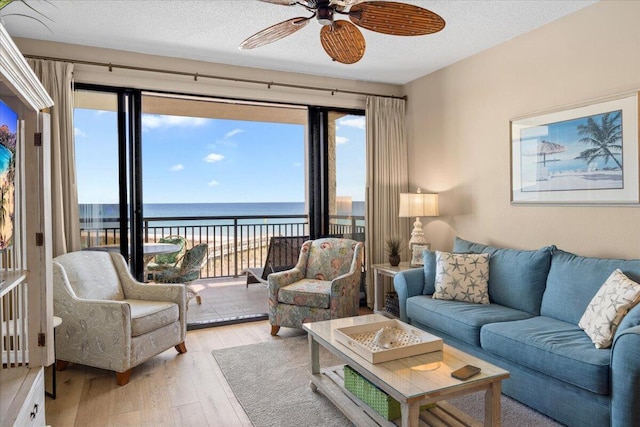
[
  {"left": 224, "top": 129, "right": 244, "bottom": 139},
  {"left": 208, "top": 180, "right": 219, "bottom": 187},
  {"left": 74, "top": 127, "right": 87, "bottom": 137},
  {"left": 142, "top": 114, "right": 208, "bottom": 130},
  {"left": 338, "top": 117, "right": 365, "bottom": 129},
  {"left": 169, "top": 164, "right": 184, "bottom": 172},
  {"left": 336, "top": 136, "right": 349, "bottom": 145},
  {"left": 204, "top": 153, "right": 224, "bottom": 163}
]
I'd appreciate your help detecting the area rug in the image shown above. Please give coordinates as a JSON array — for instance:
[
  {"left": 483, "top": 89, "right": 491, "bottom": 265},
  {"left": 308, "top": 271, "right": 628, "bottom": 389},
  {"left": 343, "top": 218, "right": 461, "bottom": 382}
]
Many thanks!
[{"left": 212, "top": 336, "right": 562, "bottom": 427}]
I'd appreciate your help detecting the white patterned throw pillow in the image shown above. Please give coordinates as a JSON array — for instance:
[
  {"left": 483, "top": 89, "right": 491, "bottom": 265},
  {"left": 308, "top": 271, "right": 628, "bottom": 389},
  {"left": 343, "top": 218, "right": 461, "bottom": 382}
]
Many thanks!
[
  {"left": 579, "top": 269, "right": 640, "bottom": 349},
  {"left": 433, "top": 251, "right": 490, "bottom": 304}
]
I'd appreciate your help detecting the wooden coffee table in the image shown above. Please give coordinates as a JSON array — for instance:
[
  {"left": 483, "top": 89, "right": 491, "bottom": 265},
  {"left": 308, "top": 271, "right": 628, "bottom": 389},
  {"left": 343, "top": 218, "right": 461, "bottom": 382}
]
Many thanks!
[{"left": 303, "top": 314, "right": 509, "bottom": 427}]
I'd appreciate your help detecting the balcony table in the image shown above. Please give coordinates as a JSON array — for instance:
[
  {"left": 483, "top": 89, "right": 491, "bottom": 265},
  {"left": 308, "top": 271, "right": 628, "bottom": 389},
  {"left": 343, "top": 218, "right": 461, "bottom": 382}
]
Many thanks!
[{"left": 84, "top": 242, "right": 182, "bottom": 267}]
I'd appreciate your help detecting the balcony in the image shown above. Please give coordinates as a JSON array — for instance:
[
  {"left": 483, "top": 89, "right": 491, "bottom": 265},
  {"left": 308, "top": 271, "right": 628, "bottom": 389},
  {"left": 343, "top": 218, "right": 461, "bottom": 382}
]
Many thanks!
[{"left": 80, "top": 213, "right": 365, "bottom": 326}]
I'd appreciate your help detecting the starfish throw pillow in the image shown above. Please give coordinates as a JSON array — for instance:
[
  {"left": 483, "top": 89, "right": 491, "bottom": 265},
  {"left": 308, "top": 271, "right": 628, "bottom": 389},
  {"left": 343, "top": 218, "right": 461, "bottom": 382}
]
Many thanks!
[{"left": 433, "top": 251, "right": 490, "bottom": 304}]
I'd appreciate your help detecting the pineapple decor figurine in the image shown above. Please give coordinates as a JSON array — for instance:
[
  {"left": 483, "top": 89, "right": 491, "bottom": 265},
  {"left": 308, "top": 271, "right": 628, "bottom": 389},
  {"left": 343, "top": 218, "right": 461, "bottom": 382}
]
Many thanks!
[{"left": 385, "top": 237, "right": 404, "bottom": 267}]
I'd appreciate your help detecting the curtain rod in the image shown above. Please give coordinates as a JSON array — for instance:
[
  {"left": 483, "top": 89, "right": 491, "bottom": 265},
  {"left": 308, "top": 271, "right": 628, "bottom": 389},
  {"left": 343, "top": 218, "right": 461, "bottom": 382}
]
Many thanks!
[{"left": 24, "top": 54, "right": 407, "bottom": 101}]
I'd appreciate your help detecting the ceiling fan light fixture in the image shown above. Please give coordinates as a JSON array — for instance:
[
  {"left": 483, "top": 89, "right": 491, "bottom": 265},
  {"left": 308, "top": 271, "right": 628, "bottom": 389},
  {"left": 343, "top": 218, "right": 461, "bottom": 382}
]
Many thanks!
[{"left": 317, "top": 5, "right": 334, "bottom": 25}]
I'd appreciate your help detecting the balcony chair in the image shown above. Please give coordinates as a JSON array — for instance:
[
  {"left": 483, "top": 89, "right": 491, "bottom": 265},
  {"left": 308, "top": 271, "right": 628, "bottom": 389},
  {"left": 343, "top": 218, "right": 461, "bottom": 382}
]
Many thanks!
[
  {"left": 52, "top": 250, "right": 187, "bottom": 386},
  {"left": 146, "top": 235, "right": 188, "bottom": 272},
  {"left": 153, "top": 243, "right": 209, "bottom": 305},
  {"left": 268, "top": 237, "right": 364, "bottom": 336},
  {"left": 242, "top": 235, "right": 309, "bottom": 287}
]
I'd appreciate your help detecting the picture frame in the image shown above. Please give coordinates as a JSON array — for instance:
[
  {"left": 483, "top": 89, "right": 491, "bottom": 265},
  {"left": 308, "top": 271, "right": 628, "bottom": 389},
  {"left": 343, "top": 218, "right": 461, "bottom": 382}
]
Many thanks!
[
  {"left": 410, "top": 243, "right": 431, "bottom": 267},
  {"left": 511, "top": 92, "right": 639, "bottom": 204}
]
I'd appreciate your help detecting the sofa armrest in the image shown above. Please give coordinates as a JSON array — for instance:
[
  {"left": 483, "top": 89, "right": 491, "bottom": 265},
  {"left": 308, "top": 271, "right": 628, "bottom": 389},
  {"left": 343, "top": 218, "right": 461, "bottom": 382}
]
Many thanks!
[
  {"left": 393, "top": 269, "right": 426, "bottom": 323},
  {"left": 611, "top": 325, "right": 640, "bottom": 427}
]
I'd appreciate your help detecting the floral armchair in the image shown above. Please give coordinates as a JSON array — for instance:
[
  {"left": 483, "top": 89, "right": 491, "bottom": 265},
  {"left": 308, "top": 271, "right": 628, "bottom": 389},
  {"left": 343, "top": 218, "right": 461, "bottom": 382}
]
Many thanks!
[
  {"left": 268, "top": 238, "right": 364, "bottom": 336},
  {"left": 53, "top": 251, "right": 187, "bottom": 385}
]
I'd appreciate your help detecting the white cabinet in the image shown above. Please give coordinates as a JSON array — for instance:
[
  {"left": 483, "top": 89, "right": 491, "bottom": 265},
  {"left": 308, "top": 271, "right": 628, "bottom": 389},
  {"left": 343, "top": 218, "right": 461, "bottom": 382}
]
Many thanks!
[
  {"left": 0, "top": 22, "right": 53, "bottom": 427},
  {"left": 0, "top": 368, "right": 45, "bottom": 426}
]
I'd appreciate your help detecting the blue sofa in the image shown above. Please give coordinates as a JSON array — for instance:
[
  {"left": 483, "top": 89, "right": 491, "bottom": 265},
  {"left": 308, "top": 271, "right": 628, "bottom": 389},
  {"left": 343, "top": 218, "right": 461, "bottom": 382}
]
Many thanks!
[{"left": 393, "top": 237, "right": 640, "bottom": 427}]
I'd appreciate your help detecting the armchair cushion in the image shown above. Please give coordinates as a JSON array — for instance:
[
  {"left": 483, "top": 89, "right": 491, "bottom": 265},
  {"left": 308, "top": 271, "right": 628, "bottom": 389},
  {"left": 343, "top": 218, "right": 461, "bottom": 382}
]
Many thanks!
[
  {"left": 63, "top": 251, "right": 125, "bottom": 300},
  {"left": 124, "top": 299, "right": 180, "bottom": 337},
  {"left": 278, "top": 279, "right": 331, "bottom": 309},
  {"left": 153, "top": 236, "right": 187, "bottom": 266},
  {"left": 305, "top": 239, "right": 356, "bottom": 280}
]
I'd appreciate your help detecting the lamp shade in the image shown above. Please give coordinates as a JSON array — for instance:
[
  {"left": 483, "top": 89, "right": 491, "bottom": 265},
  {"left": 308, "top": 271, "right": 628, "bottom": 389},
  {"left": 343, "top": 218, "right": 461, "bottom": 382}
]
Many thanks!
[{"left": 399, "top": 192, "right": 439, "bottom": 218}]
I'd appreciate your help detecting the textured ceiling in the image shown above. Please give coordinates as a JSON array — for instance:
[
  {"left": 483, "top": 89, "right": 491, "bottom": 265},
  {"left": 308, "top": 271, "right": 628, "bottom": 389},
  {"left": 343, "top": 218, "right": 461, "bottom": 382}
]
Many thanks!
[{"left": 2, "top": 0, "right": 597, "bottom": 85}]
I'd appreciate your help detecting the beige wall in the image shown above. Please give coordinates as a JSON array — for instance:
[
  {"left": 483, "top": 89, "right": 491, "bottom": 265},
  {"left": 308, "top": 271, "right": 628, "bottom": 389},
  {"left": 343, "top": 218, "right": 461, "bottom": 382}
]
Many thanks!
[
  {"left": 14, "top": 38, "right": 401, "bottom": 110},
  {"left": 404, "top": 0, "right": 640, "bottom": 258}
]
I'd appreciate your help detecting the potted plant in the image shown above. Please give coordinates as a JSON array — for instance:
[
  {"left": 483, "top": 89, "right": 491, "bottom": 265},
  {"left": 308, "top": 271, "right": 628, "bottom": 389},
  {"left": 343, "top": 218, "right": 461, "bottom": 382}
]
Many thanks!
[{"left": 385, "top": 237, "right": 404, "bottom": 267}]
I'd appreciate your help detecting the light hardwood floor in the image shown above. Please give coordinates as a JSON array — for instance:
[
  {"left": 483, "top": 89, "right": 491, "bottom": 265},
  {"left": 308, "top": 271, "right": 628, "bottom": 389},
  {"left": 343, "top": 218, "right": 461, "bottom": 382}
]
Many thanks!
[{"left": 44, "top": 319, "right": 308, "bottom": 427}]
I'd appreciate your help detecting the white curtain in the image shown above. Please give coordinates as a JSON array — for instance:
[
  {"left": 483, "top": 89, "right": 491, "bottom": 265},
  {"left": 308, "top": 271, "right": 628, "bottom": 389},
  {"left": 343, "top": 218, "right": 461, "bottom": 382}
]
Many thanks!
[
  {"left": 365, "top": 96, "right": 408, "bottom": 308},
  {"left": 27, "top": 59, "right": 81, "bottom": 256}
]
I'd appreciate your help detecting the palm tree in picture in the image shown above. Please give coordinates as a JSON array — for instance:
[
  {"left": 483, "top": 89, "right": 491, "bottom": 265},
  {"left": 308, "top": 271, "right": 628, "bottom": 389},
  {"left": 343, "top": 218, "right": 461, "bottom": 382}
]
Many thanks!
[{"left": 575, "top": 111, "right": 623, "bottom": 169}]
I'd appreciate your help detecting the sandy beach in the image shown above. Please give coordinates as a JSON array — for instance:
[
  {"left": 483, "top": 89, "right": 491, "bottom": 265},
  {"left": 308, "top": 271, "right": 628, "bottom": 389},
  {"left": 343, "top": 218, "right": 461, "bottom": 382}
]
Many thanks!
[{"left": 522, "top": 170, "right": 622, "bottom": 192}]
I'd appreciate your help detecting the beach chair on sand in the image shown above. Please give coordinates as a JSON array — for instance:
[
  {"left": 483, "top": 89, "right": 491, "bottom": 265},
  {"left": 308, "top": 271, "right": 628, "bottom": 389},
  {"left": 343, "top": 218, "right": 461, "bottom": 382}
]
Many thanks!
[{"left": 242, "top": 236, "right": 308, "bottom": 287}]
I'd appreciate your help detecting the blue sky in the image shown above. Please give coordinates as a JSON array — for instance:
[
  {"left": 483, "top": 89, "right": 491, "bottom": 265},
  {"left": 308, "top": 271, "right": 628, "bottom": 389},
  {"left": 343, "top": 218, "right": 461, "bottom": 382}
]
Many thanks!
[
  {"left": 0, "top": 101, "right": 18, "bottom": 134},
  {"left": 74, "top": 110, "right": 365, "bottom": 204}
]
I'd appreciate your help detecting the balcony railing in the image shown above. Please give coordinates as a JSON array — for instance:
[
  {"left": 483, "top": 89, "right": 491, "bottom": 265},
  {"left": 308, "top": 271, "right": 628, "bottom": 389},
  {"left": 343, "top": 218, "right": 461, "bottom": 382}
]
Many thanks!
[{"left": 80, "top": 214, "right": 365, "bottom": 279}]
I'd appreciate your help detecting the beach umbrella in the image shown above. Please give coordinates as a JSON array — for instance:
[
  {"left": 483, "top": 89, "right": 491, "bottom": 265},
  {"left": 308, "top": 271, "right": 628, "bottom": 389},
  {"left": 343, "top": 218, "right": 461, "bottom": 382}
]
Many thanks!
[{"left": 536, "top": 140, "right": 565, "bottom": 166}]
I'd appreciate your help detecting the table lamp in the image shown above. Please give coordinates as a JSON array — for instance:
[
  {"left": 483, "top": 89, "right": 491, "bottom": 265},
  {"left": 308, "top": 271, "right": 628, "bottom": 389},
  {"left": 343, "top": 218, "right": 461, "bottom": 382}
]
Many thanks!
[{"left": 398, "top": 188, "right": 439, "bottom": 245}]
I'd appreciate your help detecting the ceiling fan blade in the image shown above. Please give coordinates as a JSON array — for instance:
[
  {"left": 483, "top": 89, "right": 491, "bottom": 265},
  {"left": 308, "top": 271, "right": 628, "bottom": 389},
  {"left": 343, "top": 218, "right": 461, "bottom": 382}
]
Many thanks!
[
  {"left": 258, "top": 0, "right": 298, "bottom": 5},
  {"left": 320, "top": 20, "right": 366, "bottom": 64},
  {"left": 240, "top": 16, "right": 311, "bottom": 50},
  {"left": 349, "top": 1, "right": 445, "bottom": 36}
]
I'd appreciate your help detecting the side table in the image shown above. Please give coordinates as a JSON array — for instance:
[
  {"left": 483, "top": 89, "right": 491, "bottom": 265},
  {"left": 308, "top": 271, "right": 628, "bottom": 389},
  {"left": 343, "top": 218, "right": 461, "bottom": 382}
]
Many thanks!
[
  {"left": 371, "top": 262, "right": 420, "bottom": 317},
  {"left": 45, "top": 316, "right": 62, "bottom": 399}
]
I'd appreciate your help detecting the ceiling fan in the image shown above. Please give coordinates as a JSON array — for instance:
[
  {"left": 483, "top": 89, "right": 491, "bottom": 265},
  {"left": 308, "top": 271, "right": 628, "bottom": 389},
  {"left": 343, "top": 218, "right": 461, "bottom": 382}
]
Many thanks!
[{"left": 240, "top": 0, "right": 445, "bottom": 64}]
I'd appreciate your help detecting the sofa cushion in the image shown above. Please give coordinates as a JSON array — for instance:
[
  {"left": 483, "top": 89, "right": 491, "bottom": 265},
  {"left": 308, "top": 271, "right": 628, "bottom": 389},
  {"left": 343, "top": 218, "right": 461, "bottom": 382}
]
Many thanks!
[
  {"left": 433, "top": 252, "right": 490, "bottom": 304},
  {"left": 481, "top": 316, "right": 611, "bottom": 395},
  {"left": 579, "top": 269, "right": 640, "bottom": 349},
  {"left": 453, "top": 237, "right": 553, "bottom": 315},
  {"left": 278, "top": 279, "right": 330, "bottom": 309},
  {"left": 406, "top": 295, "right": 533, "bottom": 346},
  {"left": 541, "top": 249, "right": 640, "bottom": 325},
  {"left": 422, "top": 249, "right": 437, "bottom": 295},
  {"left": 125, "top": 299, "right": 179, "bottom": 337}
]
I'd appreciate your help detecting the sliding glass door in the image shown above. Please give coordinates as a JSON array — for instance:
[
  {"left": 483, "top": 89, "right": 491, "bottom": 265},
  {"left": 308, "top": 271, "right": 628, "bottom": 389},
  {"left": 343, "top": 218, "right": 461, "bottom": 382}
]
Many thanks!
[
  {"left": 74, "top": 85, "right": 366, "bottom": 324},
  {"left": 328, "top": 111, "right": 366, "bottom": 239}
]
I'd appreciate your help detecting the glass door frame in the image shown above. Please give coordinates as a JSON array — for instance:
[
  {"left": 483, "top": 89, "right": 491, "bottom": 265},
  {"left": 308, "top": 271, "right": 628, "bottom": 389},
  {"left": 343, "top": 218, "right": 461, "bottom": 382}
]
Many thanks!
[
  {"left": 308, "top": 106, "right": 364, "bottom": 238},
  {"left": 76, "top": 83, "right": 146, "bottom": 280},
  {"left": 76, "top": 85, "right": 363, "bottom": 281}
]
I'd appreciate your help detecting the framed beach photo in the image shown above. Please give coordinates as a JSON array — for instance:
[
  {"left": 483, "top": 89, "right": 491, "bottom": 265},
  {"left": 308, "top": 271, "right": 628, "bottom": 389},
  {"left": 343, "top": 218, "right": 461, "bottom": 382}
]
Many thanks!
[
  {"left": 410, "top": 243, "right": 431, "bottom": 267},
  {"left": 511, "top": 92, "right": 639, "bottom": 204}
]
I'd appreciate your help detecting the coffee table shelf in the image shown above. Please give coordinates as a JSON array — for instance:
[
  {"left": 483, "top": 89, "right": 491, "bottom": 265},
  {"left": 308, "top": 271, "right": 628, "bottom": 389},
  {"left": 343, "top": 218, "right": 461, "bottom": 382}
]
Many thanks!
[
  {"left": 304, "top": 314, "right": 509, "bottom": 427},
  {"left": 311, "top": 364, "right": 483, "bottom": 427}
]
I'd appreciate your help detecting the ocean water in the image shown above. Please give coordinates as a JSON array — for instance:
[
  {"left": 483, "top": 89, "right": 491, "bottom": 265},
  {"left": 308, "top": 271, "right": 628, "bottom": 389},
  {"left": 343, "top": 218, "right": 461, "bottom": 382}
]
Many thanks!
[
  {"left": 80, "top": 201, "right": 365, "bottom": 231},
  {"left": 544, "top": 155, "right": 622, "bottom": 174}
]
